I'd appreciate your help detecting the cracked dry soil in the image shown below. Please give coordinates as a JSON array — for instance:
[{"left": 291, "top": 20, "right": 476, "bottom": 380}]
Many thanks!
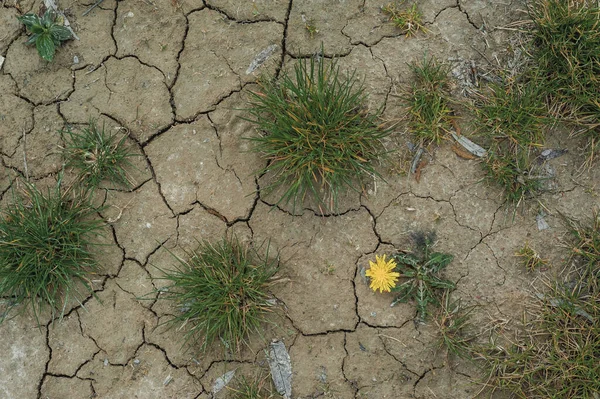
[{"left": 0, "top": 0, "right": 599, "bottom": 398}]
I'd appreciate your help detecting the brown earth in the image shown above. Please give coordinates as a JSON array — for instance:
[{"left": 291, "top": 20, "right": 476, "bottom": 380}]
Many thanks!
[{"left": 0, "top": 0, "right": 598, "bottom": 398}]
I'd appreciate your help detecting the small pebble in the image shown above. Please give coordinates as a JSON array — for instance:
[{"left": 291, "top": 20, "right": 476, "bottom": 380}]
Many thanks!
[
  {"left": 133, "top": 359, "right": 140, "bottom": 365},
  {"left": 73, "top": 55, "right": 79, "bottom": 64},
  {"left": 370, "top": 311, "right": 377, "bottom": 317},
  {"left": 103, "top": 359, "right": 109, "bottom": 366}
]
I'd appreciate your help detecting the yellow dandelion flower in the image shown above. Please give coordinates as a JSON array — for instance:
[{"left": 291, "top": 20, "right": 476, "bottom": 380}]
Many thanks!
[{"left": 365, "top": 254, "right": 400, "bottom": 293}]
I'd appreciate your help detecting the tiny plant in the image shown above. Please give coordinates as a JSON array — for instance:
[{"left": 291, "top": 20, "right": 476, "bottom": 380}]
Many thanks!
[
  {"left": 17, "top": 9, "right": 73, "bottom": 61},
  {"left": 382, "top": 2, "right": 427, "bottom": 37},
  {"left": 404, "top": 55, "right": 453, "bottom": 145},
  {"left": 515, "top": 242, "right": 548, "bottom": 271},
  {"left": 61, "top": 120, "right": 138, "bottom": 189},
  {"left": 304, "top": 19, "right": 319, "bottom": 39},
  {"left": 391, "top": 231, "right": 456, "bottom": 321},
  {"left": 153, "top": 237, "right": 278, "bottom": 352},
  {"left": 244, "top": 54, "right": 391, "bottom": 211},
  {"left": 0, "top": 177, "right": 104, "bottom": 322}
]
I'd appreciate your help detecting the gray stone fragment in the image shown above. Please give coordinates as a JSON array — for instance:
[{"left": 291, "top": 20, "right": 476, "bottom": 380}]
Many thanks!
[
  {"left": 212, "top": 370, "right": 235, "bottom": 395},
  {"left": 536, "top": 212, "right": 550, "bottom": 231},
  {"left": 269, "top": 340, "right": 292, "bottom": 399},
  {"left": 540, "top": 148, "right": 568, "bottom": 161},
  {"left": 451, "top": 132, "right": 487, "bottom": 157},
  {"left": 246, "top": 44, "right": 279, "bottom": 74}
]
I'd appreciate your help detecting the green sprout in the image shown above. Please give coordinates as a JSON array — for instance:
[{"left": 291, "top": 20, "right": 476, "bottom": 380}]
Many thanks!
[{"left": 17, "top": 9, "right": 73, "bottom": 62}]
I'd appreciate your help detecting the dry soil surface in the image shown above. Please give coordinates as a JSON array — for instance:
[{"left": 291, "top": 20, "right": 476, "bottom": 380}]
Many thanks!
[{"left": 0, "top": 0, "right": 599, "bottom": 398}]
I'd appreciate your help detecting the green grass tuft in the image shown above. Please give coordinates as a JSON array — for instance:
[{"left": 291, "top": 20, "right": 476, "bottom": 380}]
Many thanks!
[
  {"left": 529, "top": 0, "right": 600, "bottom": 124},
  {"left": 230, "top": 374, "right": 276, "bottom": 399},
  {"left": 481, "top": 151, "right": 543, "bottom": 205},
  {"left": 473, "top": 77, "right": 549, "bottom": 205},
  {"left": 476, "top": 279, "right": 600, "bottom": 398},
  {"left": 0, "top": 177, "right": 104, "bottom": 322},
  {"left": 244, "top": 55, "right": 391, "bottom": 211},
  {"left": 568, "top": 210, "right": 600, "bottom": 292},
  {"left": 153, "top": 238, "right": 278, "bottom": 352},
  {"left": 528, "top": 0, "right": 600, "bottom": 159},
  {"left": 434, "top": 292, "right": 476, "bottom": 361},
  {"left": 474, "top": 79, "right": 549, "bottom": 150},
  {"left": 61, "top": 119, "right": 138, "bottom": 190},
  {"left": 403, "top": 55, "right": 453, "bottom": 145}
]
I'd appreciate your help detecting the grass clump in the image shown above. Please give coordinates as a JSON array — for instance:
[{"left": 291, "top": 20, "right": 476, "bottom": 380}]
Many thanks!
[
  {"left": 473, "top": 78, "right": 550, "bottom": 205},
  {"left": 568, "top": 210, "right": 600, "bottom": 292},
  {"left": 154, "top": 238, "right": 278, "bottom": 352},
  {"left": 475, "top": 214, "right": 600, "bottom": 398},
  {"left": 403, "top": 55, "right": 453, "bottom": 145},
  {"left": 434, "top": 292, "right": 476, "bottom": 360},
  {"left": 61, "top": 120, "right": 138, "bottom": 189},
  {"left": 382, "top": 2, "right": 427, "bottom": 37},
  {"left": 390, "top": 231, "right": 456, "bottom": 321},
  {"left": 230, "top": 374, "right": 276, "bottom": 399},
  {"left": 245, "top": 55, "right": 390, "bottom": 211},
  {"left": 0, "top": 177, "right": 104, "bottom": 322},
  {"left": 527, "top": 0, "right": 600, "bottom": 159},
  {"left": 474, "top": 80, "right": 549, "bottom": 150},
  {"left": 481, "top": 151, "right": 542, "bottom": 205},
  {"left": 529, "top": 0, "right": 600, "bottom": 125}
]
